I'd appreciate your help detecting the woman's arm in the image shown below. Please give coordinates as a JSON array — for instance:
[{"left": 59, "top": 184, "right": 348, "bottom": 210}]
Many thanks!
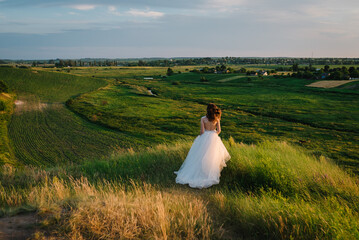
[
  {"left": 200, "top": 117, "right": 205, "bottom": 135},
  {"left": 216, "top": 120, "right": 221, "bottom": 135}
]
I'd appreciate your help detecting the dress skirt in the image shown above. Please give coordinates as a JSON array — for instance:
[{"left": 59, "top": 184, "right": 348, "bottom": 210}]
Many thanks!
[{"left": 174, "top": 130, "right": 231, "bottom": 189}]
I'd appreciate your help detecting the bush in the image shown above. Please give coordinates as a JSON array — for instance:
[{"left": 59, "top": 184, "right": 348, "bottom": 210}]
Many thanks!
[
  {"left": 65, "top": 98, "right": 74, "bottom": 106},
  {"left": 350, "top": 70, "right": 359, "bottom": 78},
  {"left": 200, "top": 76, "right": 208, "bottom": 82},
  {"left": 172, "top": 81, "right": 180, "bottom": 85},
  {"left": 0, "top": 100, "right": 5, "bottom": 111},
  {"left": 166, "top": 68, "right": 174, "bottom": 76},
  {"left": 0, "top": 80, "right": 8, "bottom": 92}
]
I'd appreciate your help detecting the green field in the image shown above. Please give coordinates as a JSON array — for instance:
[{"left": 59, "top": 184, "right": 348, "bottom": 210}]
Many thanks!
[
  {"left": 0, "top": 92, "right": 15, "bottom": 165},
  {"left": 1, "top": 66, "right": 359, "bottom": 239},
  {"left": 61, "top": 68, "right": 359, "bottom": 173},
  {"left": 0, "top": 67, "right": 106, "bottom": 102}
]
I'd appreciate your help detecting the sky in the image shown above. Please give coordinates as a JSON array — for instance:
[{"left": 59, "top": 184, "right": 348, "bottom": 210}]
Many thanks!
[{"left": 0, "top": 0, "right": 359, "bottom": 59}]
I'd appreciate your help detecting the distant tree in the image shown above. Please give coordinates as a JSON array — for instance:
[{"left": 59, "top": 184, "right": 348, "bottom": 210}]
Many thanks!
[
  {"left": 191, "top": 69, "right": 201, "bottom": 73},
  {"left": 227, "top": 67, "right": 234, "bottom": 73},
  {"left": 292, "top": 63, "right": 299, "bottom": 71},
  {"left": 350, "top": 69, "right": 359, "bottom": 78},
  {"left": 138, "top": 60, "right": 146, "bottom": 66},
  {"left": 239, "top": 68, "right": 247, "bottom": 73},
  {"left": 349, "top": 66, "right": 356, "bottom": 74},
  {"left": 167, "top": 67, "right": 174, "bottom": 76},
  {"left": 202, "top": 67, "right": 209, "bottom": 73},
  {"left": 329, "top": 71, "right": 342, "bottom": 80},
  {"left": 324, "top": 65, "right": 330, "bottom": 72},
  {"left": 302, "top": 71, "right": 314, "bottom": 79}
]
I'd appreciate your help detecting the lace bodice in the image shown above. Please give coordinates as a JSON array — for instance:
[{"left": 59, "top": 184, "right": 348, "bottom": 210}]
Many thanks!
[{"left": 201, "top": 116, "right": 218, "bottom": 131}]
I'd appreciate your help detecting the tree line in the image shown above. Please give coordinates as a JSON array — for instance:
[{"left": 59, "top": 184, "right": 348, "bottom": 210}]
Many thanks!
[
  {"left": 3, "top": 57, "right": 359, "bottom": 68},
  {"left": 291, "top": 64, "right": 359, "bottom": 80}
]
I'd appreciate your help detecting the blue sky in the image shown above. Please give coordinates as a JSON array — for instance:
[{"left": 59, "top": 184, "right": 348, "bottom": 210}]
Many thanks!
[{"left": 1, "top": 0, "right": 359, "bottom": 59}]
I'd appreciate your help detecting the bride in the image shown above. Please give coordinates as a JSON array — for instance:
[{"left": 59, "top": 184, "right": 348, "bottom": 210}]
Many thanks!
[{"left": 174, "top": 103, "right": 231, "bottom": 189}]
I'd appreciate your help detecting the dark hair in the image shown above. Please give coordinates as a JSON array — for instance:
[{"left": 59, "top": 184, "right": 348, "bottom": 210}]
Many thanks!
[{"left": 206, "top": 103, "right": 221, "bottom": 122}]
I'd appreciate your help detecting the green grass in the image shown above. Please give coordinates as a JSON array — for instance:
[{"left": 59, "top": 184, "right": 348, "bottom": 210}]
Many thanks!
[
  {"left": 1, "top": 65, "right": 359, "bottom": 238},
  {"left": 0, "top": 67, "right": 106, "bottom": 102},
  {"left": 0, "top": 93, "right": 15, "bottom": 165},
  {"left": 7, "top": 95, "right": 141, "bottom": 166},
  {"left": 0, "top": 67, "right": 117, "bottom": 165},
  {"left": 1, "top": 140, "right": 358, "bottom": 239},
  {"left": 66, "top": 70, "right": 359, "bottom": 173}
]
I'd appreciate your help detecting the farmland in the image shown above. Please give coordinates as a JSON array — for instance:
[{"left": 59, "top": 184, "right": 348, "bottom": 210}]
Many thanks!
[
  {"left": 1, "top": 65, "right": 359, "bottom": 239},
  {"left": 60, "top": 67, "right": 359, "bottom": 173},
  {"left": 1, "top": 66, "right": 358, "bottom": 170}
]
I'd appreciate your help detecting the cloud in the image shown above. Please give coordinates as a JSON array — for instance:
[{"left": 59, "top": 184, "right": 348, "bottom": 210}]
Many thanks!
[
  {"left": 108, "top": 6, "right": 121, "bottom": 16},
  {"left": 127, "top": 9, "right": 164, "bottom": 18},
  {"left": 69, "top": 4, "right": 96, "bottom": 10},
  {"left": 1, "top": 0, "right": 359, "bottom": 58}
]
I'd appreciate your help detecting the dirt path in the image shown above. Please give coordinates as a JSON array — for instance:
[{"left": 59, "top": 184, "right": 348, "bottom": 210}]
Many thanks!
[
  {"left": 217, "top": 76, "right": 247, "bottom": 82},
  {"left": 0, "top": 213, "right": 39, "bottom": 240},
  {"left": 306, "top": 80, "right": 359, "bottom": 88}
]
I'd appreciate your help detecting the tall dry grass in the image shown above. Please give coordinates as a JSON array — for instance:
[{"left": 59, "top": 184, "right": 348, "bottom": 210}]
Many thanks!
[
  {"left": 1, "top": 173, "right": 214, "bottom": 239},
  {"left": 1, "top": 139, "right": 359, "bottom": 239}
]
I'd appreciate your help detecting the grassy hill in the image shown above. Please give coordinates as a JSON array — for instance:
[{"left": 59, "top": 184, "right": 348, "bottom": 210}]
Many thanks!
[
  {"left": 1, "top": 66, "right": 359, "bottom": 238},
  {"left": 1, "top": 140, "right": 358, "bottom": 239},
  {"left": 0, "top": 67, "right": 133, "bottom": 165},
  {"left": 0, "top": 92, "right": 15, "bottom": 165},
  {"left": 0, "top": 67, "right": 106, "bottom": 102},
  {"left": 65, "top": 69, "right": 359, "bottom": 173}
]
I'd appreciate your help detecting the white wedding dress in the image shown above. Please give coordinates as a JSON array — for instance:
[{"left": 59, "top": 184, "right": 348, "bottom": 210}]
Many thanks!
[{"left": 174, "top": 117, "right": 231, "bottom": 189}]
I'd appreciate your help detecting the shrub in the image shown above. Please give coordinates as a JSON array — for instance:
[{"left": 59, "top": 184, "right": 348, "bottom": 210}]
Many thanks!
[
  {"left": 172, "top": 81, "right": 180, "bottom": 85},
  {"left": 200, "top": 76, "right": 208, "bottom": 82},
  {"left": 0, "top": 100, "right": 5, "bottom": 111},
  {"left": 0, "top": 80, "right": 8, "bottom": 92},
  {"left": 65, "top": 98, "right": 74, "bottom": 106},
  {"left": 166, "top": 68, "right": 174, "bottom": 76}
]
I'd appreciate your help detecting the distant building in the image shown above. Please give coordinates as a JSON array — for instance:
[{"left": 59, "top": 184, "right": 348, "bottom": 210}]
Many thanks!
[
  {"left": 256, "top": 70, "right": 268, "bottom": 76},
  {"left": 321, "top": 73, "right": 329, "bottom": 79}
]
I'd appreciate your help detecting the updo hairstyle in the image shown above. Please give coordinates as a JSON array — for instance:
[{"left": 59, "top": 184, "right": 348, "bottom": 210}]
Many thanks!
[{"left": 206, "top": 103, "right": 221, "bottom": 122}]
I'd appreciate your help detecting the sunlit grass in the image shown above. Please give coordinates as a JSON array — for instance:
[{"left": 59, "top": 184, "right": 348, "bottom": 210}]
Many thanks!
[{"left": 1, "top": 140, "right": 358, "bottom": 239}]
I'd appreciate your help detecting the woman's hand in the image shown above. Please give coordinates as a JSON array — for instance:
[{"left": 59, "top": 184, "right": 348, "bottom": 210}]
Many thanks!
[
  {"left": 200, "top": 117, "right": 205, "bottom": 135},
  {"left": 216, "top": 120, "right": 221, "bottom": 135}
]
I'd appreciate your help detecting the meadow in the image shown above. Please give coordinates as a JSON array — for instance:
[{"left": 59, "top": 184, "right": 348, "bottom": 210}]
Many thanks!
[
  {"left": 0, "top": 65, "right": 359, "bottom": 239},
  {"left": 1, "top": 140, "right": 359, "bottom": 239},
  {"left": 62, "top": 67, "right": 359, "bottom": 173}
]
